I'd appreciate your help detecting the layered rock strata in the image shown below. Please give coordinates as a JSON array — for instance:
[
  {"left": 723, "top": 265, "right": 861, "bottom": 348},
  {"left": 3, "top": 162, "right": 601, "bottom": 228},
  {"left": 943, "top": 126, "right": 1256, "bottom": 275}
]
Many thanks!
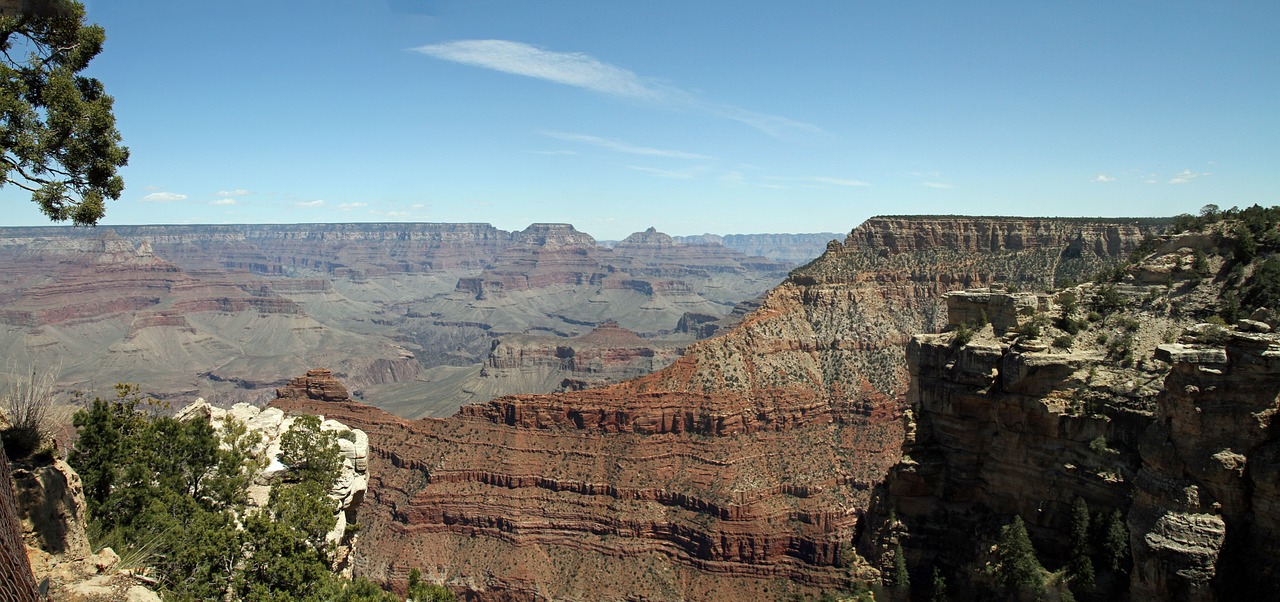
[
  {"left": 0, "top": 223, "right": 795, "bottom": 413},
  {"left": 1129, "top": 333, "right": 1280, "bottom": 600},
  {"left": 276, "top": 216, "right": 1155, "bottom": 599},
  {"left": 479, "top": 321, "right": 686, "bottom": 393},
  {"left": 866, "top": 228, "right": 1280, "bottom": 600}
]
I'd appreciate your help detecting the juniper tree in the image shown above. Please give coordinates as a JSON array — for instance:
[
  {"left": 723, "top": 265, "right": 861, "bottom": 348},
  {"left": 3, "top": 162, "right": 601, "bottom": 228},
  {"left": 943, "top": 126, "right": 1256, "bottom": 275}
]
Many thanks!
[{"left": 0, "top": 0, "right": 128, "bottom": 225}]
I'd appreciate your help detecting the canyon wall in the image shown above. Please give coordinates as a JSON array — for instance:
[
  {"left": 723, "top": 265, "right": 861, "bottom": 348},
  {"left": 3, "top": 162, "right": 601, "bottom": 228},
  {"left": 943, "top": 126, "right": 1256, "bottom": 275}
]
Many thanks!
[
  {"left": 0, "top": 223, "right": 790, "bottom": 411},
  {"left": 672, "top": 232, "right": 841, "bottom": 264},
  {"left": 275, "top": 216, "right": 1156, "bottom": 599},
  {"left": 866, "top": 227, "right": 1280, "bottom": 600}
]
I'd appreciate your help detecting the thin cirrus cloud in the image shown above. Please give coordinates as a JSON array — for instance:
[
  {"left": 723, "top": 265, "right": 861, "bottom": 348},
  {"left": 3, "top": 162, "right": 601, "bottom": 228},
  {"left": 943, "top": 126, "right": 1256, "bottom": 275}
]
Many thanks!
[
  {"left": 542, "top": 130, "right": 711, "bottom": 160},
  {"left": 339, "top": 202, "right": 368, "bottom": 211},
  {"left": 295, "top": 200, "right": 326, "bottom": 208},
  {"left": 141, "top": 191, "right": 187, "bottom": 202},
  {"left": 806, "top": 176, "right": 870, "bottom": 187},
  {"left": 767, "top": 175, "right": 870, "bottom": 188},
  {"left": 413, "top": 39, "right": 822, "bottom": 137},
  {"left": 216, "top": 189, "right": 251, "bottom": 197},
  {"left": 1169, "top": 169, "right": 1210, "bottom": 185},
  {"left": 210, "top": 199, "right": 237, "bottom": 206},
  {"left": 628, "top": 165, "right": 705, "bottom": 179},
  {"left": 1092, "top": 174, "right": 1116, "bottom": 183},
  {"left": 922, "top": 181, "right": 955, "bottom": 189}
]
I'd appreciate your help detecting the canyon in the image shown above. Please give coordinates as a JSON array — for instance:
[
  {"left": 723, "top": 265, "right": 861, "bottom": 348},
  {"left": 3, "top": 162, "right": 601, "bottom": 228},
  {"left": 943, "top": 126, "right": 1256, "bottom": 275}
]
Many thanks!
[
  {"left": 0, "top": 222, "right": 806, "bottom": 416},
  {"left": 272, "top": 216, "right": 1164, "bottom": 599}
]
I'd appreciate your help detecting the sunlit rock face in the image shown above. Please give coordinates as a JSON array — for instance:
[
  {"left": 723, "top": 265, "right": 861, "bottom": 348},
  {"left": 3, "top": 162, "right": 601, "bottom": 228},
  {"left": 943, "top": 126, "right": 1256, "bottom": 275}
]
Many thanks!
[{"left": 274, "top": 216, "right": 1152, "bottom": 600}]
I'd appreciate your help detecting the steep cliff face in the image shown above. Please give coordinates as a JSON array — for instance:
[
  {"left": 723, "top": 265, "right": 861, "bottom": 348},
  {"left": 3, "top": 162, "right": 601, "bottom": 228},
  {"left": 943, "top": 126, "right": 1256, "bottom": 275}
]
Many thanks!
[
  {"left": 276, "top": 216, "right": 1155, "bottom": 599},
  {"left": 1130, "top": 333, "right": 1280, "bottom": 600},
  {"left": 867, "top": 222, "right": 1280, "bottom": 600}
]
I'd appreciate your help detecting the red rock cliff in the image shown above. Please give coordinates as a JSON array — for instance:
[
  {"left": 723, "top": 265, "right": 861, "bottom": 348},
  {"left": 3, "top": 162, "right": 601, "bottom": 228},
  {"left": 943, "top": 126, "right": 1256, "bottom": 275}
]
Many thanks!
[{"left": 275, "top": 216, "right": 1155, "bottom": 600}]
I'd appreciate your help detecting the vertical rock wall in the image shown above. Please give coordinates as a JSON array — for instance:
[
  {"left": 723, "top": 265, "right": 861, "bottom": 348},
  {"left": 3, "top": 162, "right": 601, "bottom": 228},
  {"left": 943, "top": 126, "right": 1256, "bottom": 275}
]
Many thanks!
[
  {"left": 0, "top": 443, "right": 40, "bottom": 602},
  {"left": 1130, "top": 335, "right": 1280, "bottom": 600}
]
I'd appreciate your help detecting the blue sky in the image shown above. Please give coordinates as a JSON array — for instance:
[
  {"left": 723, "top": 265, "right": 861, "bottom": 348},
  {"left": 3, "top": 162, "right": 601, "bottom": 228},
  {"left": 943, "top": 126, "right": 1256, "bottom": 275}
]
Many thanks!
[{"left": 4, "top": 1, "right": 1277, "bottom": 239}]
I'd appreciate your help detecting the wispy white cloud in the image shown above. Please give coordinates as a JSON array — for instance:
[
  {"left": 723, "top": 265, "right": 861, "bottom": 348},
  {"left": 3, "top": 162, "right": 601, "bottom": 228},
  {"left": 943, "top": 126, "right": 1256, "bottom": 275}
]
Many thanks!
[
  {"left": 211, "top": 199, "right": 237, "bottom": 206},
  {"left": 338, "top": 202, "right": 368, "bottom": 211},
  {"left": 718, "top": 171, "right": 745, "bottom": 185},
  {"left": 1092, "top": 174, "right": 1116, "bottom": 183},
  {"left": 371, "top": 210, "right": 410, "bottom": 218},
  {"left": 767, "top": 175, "right": 870, "bottom": 188},
  {"left": 628, "top": 165, "right": 704, "bottom": 179},
  {"left": 542, "top": 131, "right": 711, "bottom": 160},
  {"left": 808, "top": 176, "right": 870, "bottom": 187},
  {"left": 533, "top": 149, "right": 578, "bottom": 156},
  {"left": 922, "top": 181, "right": 955, "bottom": 189},
  {"left": 415, "top": 39, "right": 663, "bottom": 100},
  {"left": 295, "top": 200, "right": 326, "bottom": 208},
  {"left": 1169, "top": 169, "right": 1210, "bottom": 185},
  {"left": 216, "top": 189, "right": 251, "bottom": 197},
  {"left": 141, "top": 191, "right": 187, "bottom": 202},
  {"left": 414, "top": 39, "right": 821, "bottom": 137}
]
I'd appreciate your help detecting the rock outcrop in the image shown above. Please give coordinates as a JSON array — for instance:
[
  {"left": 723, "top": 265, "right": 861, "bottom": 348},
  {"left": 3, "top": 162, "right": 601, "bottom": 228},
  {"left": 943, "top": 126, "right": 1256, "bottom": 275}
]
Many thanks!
[
  {"left": 1129, "top": 332, "right": 1280, "bottom": 600},
  {"left": 479, "top": 321, "right": 686, "bottom": 393},
  {"left": 273, "top": 216, "right": 1156, "bottom": 600},
  {"left": 11, "top": 459, "right": 90, "bottom": 559},
  {"left": 176, "top": 390, "right": 370, "bottom": 567},
  {"left": 865, "top": 225, "right": 1280, "bottom": 600}
]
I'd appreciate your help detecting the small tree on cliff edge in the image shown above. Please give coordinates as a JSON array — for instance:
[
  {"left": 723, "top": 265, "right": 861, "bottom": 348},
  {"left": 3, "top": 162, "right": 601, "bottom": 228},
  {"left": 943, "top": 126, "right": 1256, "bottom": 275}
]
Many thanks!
[{"left": 0, "top": 0, "right": 128, "bottom": 225}]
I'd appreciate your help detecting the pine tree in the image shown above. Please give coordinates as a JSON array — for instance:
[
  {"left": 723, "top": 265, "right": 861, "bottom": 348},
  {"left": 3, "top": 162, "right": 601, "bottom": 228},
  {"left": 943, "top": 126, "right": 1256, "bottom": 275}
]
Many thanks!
[
  {"left": 995, "top": 515, "right": 1047, "bottom": 601},
  {"left": 1101, "top": 509, "right": 1129, "bottom": 573},
  {"left": 1067, "top": 498, "right": 1095, "bottom": 589},
  {"left": 891, "top": 544, "right": 910, "bottom": 588}
]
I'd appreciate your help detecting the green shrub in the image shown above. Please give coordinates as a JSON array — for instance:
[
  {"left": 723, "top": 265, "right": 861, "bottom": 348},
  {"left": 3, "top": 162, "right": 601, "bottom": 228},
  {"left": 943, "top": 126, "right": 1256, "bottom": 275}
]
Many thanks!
[
  {"left": 1116, "top": 316, "right": 1141, "bottom": 332},
  {"left": 1090, "top": 284, "right": 1125, "bottom": 315},
  {"left": 69, "top": 387, "right": 368, "bottom": 601},
  {"left": 1052, "top": 335, "right": 1074, "bottom": 350}
]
